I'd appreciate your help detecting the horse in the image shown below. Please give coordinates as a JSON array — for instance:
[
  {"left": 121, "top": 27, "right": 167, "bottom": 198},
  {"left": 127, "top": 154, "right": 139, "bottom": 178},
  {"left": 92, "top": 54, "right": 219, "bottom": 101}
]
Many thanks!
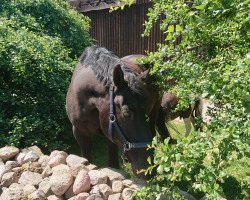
[
  {"left": 66, "top": 46, "right": 161, "bottom": 179},
  {"left": 159, "top": 93, "right": 214, "bottom": 136},
  {"left": 121, "top": 55, "right": 213, "bottom": 139}
]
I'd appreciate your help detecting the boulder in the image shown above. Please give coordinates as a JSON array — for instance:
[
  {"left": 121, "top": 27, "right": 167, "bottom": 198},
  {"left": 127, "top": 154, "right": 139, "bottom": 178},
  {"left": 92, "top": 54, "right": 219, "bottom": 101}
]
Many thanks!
[
  {"left": 98, "top": 184, "right": 112, "bottom": 199},
  {"left": 27, "top": 146, "right": 44, "bottom": 157},
  {"left": 88, "top": 170, "right": 108, "bottom": 185},
  {"left": 87, "top": 193, "right": 103, "bottom": 200},
  {"left": 99, "top": 168, "right": 126, "bottom": 184},
  {"left": 0, "top": 185, "right": 23, "bottom": 200},
  {"left": 122, "top": 188, "right": 134, "bottom": 200},
  {"left": 48, "top": 154, "right": 67, "bottom": 168},
  {"left": 86, "top": 164, "right": 98, "bottom": 171},
  {"left": 0, "top": 158, "right": 4, "bottom": 166},
  {"left": 28, "top": 189, "right": 46, "bottom": 200},
  {"left": 16, "top": 152, "right": 26, "bottom": 164},
  {"left": 73, "top": 169, "right": 91, "bottom": 194},
  {"left": 23, "top": 151, "right": 40, "bottom": 163},
  {"left": 108, "top": 193, "right": 122, "bottom": 200},
  {"left": 0, "top": 172, "right": 18, "bottom": 187},
  {"left": 66, "top": 154, "right": 88, "bottom": 167},
  {"left": 0, "top": 165, "right": 12, "bottom": 181},
  {"left": 5, "top": 161, "right": 19, "bottom": 169},
  {"left": 65, "top": 184, "right": 75, "bottom": 199},
  {"left": 0, "top": 146, "right": 19, "bottom": 161},
  {"left": 38, "top": 177, "right": 53, "bottom": 196},
  {"left": 112, "top": 180, "right": 124, "bottom": 193},
  {"left": 41, "top": 165, "right": 52, "bottom": 178},
  {"left": 23, "top": 184, "right": 37, "bottom": 196},
  {"left": 75, "top": 192, "right": 90, "bottom": 200},
  {"left": 122, "top": 180, "right": 133, "bottom": 187},
  {"left": 38, "top": 155, "right": 50, "bottom": 167},
  {"left": 49, "top": 150, "right": 68, "bottom": 159},
  {"left": 47, "top": 195, "right": 64, "bottom": 200},
  {"left": 18, "top": 171, "right": 42, "bottom": 186},
  {"left": 50, "top": 165, "right": 73, "bottom": 196},
  {"left": 70, "top": 164, "right": 84, "bottom": 177}
]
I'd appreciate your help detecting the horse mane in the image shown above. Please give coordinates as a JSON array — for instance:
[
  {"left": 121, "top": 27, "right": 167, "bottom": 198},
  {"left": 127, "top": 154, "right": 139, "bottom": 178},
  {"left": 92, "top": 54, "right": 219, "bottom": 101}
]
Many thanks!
[{"left": 80, "top": 46, "right": 145, "bottom": 94}]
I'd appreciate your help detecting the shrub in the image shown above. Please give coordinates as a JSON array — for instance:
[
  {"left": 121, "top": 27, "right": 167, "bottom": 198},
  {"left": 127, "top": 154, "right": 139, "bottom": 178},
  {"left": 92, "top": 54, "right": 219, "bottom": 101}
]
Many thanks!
[
  {"left": 0, "top": 0, "right": 92, "bottom": 151},
  {"left": 128, "top": 0, "right": 250, "bottom": 199}
]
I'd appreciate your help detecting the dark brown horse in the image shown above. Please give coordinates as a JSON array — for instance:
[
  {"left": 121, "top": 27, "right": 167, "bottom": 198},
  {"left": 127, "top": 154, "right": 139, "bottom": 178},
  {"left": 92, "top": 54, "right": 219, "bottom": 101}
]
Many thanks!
[{"left": 66, "top": 46, "right": 160, "bottom": 179}]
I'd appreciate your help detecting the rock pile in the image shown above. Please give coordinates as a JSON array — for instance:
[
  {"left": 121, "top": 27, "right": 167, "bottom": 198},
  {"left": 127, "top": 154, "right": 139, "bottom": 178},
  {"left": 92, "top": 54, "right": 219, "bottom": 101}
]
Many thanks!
[{"left": 0, "top": 146, "right": 144, "bottom": 200}]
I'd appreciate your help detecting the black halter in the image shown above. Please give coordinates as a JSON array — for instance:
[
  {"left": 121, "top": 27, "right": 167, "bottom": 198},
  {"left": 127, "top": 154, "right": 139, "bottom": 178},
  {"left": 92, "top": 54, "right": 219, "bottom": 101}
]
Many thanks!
[{"left": 108, "top": 85, "right": 151, "bottom": 160}]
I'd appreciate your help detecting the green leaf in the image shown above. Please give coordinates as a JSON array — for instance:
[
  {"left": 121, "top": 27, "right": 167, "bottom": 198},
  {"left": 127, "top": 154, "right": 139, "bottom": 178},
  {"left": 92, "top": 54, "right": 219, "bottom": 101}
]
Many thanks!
[
  {"left": 166, "top": 33, "right": 173, "bottom": 41},
  {"left": 168, "top": 25, "right": 174, "bottom": 33},
  {"left": 176, "top": 25, "right": 183, "bottom": 32}
]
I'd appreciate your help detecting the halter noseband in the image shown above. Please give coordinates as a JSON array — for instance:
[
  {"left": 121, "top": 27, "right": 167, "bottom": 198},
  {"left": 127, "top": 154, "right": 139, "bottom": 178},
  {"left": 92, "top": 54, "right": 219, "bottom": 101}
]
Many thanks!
[{"left": 108, "top": 85, "right": 151, "bottom": 161}]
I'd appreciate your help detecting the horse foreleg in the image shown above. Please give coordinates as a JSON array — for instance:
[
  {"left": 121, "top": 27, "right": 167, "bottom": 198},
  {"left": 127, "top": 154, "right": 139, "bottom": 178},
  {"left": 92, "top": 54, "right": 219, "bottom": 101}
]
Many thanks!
[
  {"left": 107, "top": 140, "right": 119, "bottom": 169},
  {"left": 156, "top": 108, "right": 177, "bottom": 143},
  {"left": 73, "top": 126, "right": 92, "bottom": 162},
  {"left": 156, "top": 108, "right": 171, "bottom": 139},
  {"left": 183, "top": 117, "right": 192, "bottom": 136}
]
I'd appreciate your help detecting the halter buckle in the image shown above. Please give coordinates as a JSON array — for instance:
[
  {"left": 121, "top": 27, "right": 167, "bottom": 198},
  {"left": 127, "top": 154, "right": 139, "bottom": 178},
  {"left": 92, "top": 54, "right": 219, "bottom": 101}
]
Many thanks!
[
  {"left": 123, "top": 141, "right": 131, "bottom": 151},
  {"left": 109, "top": 114, "right": 116, "bottom": 123}
]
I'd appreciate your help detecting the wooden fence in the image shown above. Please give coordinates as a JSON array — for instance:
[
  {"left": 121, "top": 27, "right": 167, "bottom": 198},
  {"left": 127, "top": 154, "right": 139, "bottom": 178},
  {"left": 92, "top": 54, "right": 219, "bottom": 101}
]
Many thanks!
[{"left": 76, "top": 1, "right": 166, "bottom": 57}]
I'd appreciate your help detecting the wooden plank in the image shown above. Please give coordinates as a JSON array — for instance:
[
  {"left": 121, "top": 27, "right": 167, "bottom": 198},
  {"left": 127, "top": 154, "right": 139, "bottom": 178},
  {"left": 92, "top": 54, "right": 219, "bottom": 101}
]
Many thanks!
[{"left": 84, "top": 2, "right": 165, "bottom": 57}]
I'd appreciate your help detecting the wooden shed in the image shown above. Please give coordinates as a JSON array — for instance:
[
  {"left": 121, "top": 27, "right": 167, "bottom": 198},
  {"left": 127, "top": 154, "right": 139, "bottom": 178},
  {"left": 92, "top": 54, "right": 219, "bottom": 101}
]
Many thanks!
[{"left": 68, "top": 0, "right": 165, "bottom": 57}]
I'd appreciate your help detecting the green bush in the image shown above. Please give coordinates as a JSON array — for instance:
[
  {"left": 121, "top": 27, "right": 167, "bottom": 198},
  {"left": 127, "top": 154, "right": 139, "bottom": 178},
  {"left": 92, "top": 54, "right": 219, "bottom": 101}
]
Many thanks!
[
  {"left": 0, "top": 0, "right": 92, "bottom": 151},
  {"left": 127, "top": 0, "right": 249, "bottom": 199}
]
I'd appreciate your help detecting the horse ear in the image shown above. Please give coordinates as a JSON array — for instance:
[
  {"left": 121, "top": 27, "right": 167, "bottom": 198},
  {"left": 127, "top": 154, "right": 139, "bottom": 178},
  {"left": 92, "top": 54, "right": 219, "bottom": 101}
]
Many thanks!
[
  {"left": 140, "top": 68, "right": 156, "bottom": 83},
  {"left": 113, "top": 64, "right": 125, "bottom": 89}
]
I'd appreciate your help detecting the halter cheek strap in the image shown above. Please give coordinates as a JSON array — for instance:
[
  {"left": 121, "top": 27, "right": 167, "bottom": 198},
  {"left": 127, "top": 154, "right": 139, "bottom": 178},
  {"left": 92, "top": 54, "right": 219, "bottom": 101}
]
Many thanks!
[{"left": 108, "top": 85, "right": 151, "bottom": 160}]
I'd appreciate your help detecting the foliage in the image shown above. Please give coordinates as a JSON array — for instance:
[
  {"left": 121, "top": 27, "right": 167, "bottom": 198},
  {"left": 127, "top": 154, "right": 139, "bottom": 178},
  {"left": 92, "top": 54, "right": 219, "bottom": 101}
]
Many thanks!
[
  {"left": 0, "top": 0, "right": 92, "bottom": 151},
  {"left": 131, "top": 0, "right": 250, "bottom": 199}
]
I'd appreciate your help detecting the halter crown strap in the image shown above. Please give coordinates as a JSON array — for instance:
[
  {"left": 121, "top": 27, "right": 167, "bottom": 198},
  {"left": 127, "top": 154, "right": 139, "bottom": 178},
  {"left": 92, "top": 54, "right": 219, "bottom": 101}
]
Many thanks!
[{"left": 108, "top": 85, "right": 151, "bottom": 153}]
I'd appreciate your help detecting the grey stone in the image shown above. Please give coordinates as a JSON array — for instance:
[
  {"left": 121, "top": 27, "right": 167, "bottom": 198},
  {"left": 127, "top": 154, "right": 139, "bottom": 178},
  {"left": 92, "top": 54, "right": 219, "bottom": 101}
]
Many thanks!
[
  {"left": 122, "top": 188, "right": 134, "bottom": 200},
  {"left": 5, "top": 161, "right": 19, "bottom": 169},
  {"left": 47, "top": 195, "right": 64, "bottom": 200},
  {"left": 0, "top": 172, "right": 18, "bottom": 187},
  {"left": 28, "top": 146, "right": 44, "bottom": 156},
  {"left": 38, "top": 155, "right": 50, "bottom": 167},
  {"left": 41, "top": 165, "right": 52, "bottom": 178},
  {"left": 99, "top": 168, "right": 126, "bottom": 183},
  {"left": 66, "top": 154, "right": 89, "bottom": 167},
  {"left": 70, "top": 164, "right": 84, "bottom": 177},
  {"left": 65, "top": 184, "right": 74, "bottom": 199},
  {"left": 112, "top": 180, "right": 124, "bottom": 193},
  {"left": 0, "top": 165, "right": 12, "bottom": 181},
  {"left": 23, "top": 151, "right": 40, "bottom": 163},
  {"left": 86, "top": 164, "right": 98, "bottom": 171},
  {"left": 87, "top": 194, "right": 104, "bottom": 200},
  {"left": 50, "top": 165, "right": 73, "bottom": 196},
  {"left": 15, "top": 152, "right": 26, "bottom": 164},
  {"left": 88, "top": 170, "right": 108, "bottom": 185},
  {"left": 0, "top": 146, "right": 19, "bottom": 161},
  {"left": 48, "top": 154, "right": 66, "bottom": 168},
  {"left": 75, "top": 192, "right": 89, "bottom": 200},
  {"left": 23, "top": 184, "right": 37, "bottom": 196},
  {"left": 28, "top": 189, "right": 46, "bottom": 200},
  {"left": 38, "top": 177, "right": 53, "bottom": 196},
  {"left": 73, "top": 169, "right": 91, "bottom": 194},
  {"left": 0, "top": 186, "right": 23, "bottom": 200},
  {"left": 108, "top": 193, "right": 122, "bottom": 200},
  {"left": 0, "top": 158, "right": 4, "bottom": 166},
  {"left": 98, "top": 184, "right": 112, "bottom": 199},
  {"left": 18, "top": 171, "right": 42, "bottom": 186}
]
